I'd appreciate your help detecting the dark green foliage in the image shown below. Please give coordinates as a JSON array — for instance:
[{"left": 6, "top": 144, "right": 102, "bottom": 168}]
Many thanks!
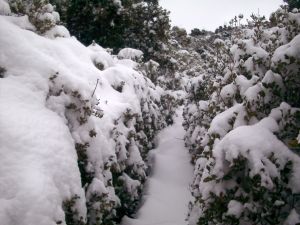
[
  {"left": 122, "top": 1, "right": 171, "bottom": 61},
  {"left": 113, "top": 174, "right": 141, "bottom": 221},
  {"left": 273, "top": 57, "right": 300, "bottom": 108},
  {"left": 75, "top": 142, "right": 94, "bottom": 186},
  {"left": 0, "top": 66, "right": 6, "bottom": 78},
  {"left": 86, "top": 192, "right": 117, "bottom": 225},
  {"left": 284, "top": 0, "right": 300, "bottom": 11},
  {"left": 63, "top": 195, "right": 86, "bottom": 225},
  {"left": 171, "top": 26, "right": 190, "bottom": 47},
  {"left": 51, "top": 0, "right": 170, "bottom": 60},
  {"left": 63, "top": 0, "right": 124, "bottom": 48},
  {"left": 190, "top": 28, "right": 202, "bottom": 37}
]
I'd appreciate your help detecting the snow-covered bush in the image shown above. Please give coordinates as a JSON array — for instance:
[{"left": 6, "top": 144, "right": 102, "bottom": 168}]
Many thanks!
[
  {"left": 184, "top": 7, "right": 300, "bottom": 225},
  {"left": 8, "top": 0, "right": 60, "bottom": 34},
  {"left": 0, "top": 8, "right": 173, "bottom": 225}
]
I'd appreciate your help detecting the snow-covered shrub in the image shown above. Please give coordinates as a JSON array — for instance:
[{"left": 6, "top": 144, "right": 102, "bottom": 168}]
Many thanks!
[
  {"left": 184, "top": 7, "right": 300, "bottom": 225},
  {"left": 0, "top": 13, "right": 171, "bottom": 225},
  {"left": 8, "top": 0, "right": 60, "bottom": 34},
  {"left": 141, "top": 59, "right": 160, "bottom": 84},
  {"left": 189, "top": 115, "right": 300, "bottom": 225}
]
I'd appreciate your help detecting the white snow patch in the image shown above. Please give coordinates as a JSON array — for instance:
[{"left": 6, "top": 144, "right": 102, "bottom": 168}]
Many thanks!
[{"left": 226, "top": 200, "right": 244, "bottom": 218}]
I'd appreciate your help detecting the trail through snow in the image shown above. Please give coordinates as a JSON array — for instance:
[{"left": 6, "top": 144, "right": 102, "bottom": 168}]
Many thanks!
[{"left": 122, "top": 108, "right": 194, "bottom": 225}]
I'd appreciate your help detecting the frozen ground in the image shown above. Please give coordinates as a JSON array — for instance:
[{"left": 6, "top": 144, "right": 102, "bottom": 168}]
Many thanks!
[{"left": 122, "top": 108, "right": 194, "bottom": 225}]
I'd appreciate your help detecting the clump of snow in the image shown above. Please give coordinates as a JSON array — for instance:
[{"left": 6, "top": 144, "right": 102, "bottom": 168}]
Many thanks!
[
  {"left": 235, "top": 75, "right": 259, "bottom": 96},
  {"left": 262, "top": 70, "right": 283, "bottom": 88},
  {"left": 118, "top": 48, "right": 143, "bottom": 61},
  {"left": 226, "top": 200, "right": 244, "bottom": 218},
  {"left": 170, "top": 57, "right": 178, "bottom": 64},
  {"left": 36, "top": 3, "right": 60, "bottom": 24},
  {"left": 0, "top": 0, "right": 10, "bottom": 15},
  {"left": 89, "top": 43, "right": 115, "bottom": 70},
  {"left": 208, "top": 104, "right": 246, "bottom": 138},
  {"left": 220, "top": 83, "right": 237, "bottom": 100},
  {"left": 272, "top": 34, "right": 300, "bottom": 64},
  {"left": 44, "top": 25, "right": 70, "bottom": 39},
  {"left": 213, "top": 38, "right": 225, "bottom": 45},
  {"left": 231, "top": 39, "right": 269, "bottom": 63}
]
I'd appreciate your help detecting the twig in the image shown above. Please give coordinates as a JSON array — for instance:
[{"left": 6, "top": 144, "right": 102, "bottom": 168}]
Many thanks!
[{"left": 91, "top": 79, "right": 99, "bottom": 97}]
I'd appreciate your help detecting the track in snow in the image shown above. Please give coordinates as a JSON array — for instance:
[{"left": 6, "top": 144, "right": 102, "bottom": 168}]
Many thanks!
[{"left": 122, "top": 108, "right": 194, "bottom": 225}]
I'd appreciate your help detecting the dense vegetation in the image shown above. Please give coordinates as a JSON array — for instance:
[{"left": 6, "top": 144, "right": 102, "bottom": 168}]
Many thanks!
[
  {"left": 49, "top": 0, "right": 170, "bottom": 61},
  {"left": 182, "top": 6, "right": 300, "bottom": 225}
]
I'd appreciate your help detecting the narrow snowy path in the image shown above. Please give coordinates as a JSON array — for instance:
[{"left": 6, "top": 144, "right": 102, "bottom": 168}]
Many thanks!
[{"left": 122, "top": 108, "right": 194, "bottom": 225}]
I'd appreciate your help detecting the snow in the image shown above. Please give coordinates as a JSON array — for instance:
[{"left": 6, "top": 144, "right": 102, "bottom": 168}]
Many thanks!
[
  {"left": 0, "top": 11, "right": 166, "bottom": 225},
  {"left": 89, "top": 43, "right": 115, "bottom": 70},
  {"left": 182, "top": 7, "right": 300, "bottom": 225},
  {"left": 226, "top": 200, "right": 244, "bottom": 218},
  {"left": 200, "top": 117, "right": 300, "bottom": 199},
  {"left": 213, "top": 38, "right": 224, "bottom": 45},
  {"left": 170, "top": 57, "right": 178, "bottom": 64},
  {"left": 235, "top": 75, "right": 259, "bottom": 96},
  {"left": 3, "top": 15, "right": 35, "bottom": 31},
  {"left": 118, "top": 48, "right": 144, "bottom": 61},
  {"left": 2, "top": 2, "right": 299, "bottom": 225},
  {"left": 231, "top": 39, "right": 269, "bottom": 62},
  {"left": 122, "top": 108, "right": 194, "bottom": 225},
  {"left": 208, "top": 104, "right": 246, "bottom": 138},
  {"left": 262, "top": 70, "right": 283, "bottom": 88},
  {"left": 272, "top": 34, "right": 300, "bottom": 63},
  {"left": 284, "top": 209, "right": 300, "bottom": 225},
  {"left": 220, "top": 83, "right": 237, "bottom": 100},
  {"left": 0, "top": 0, "right": 10, "bottom": 15},
  {"left": 44, "top": 25, "right": 70, "bottom": 39},
  {"left": 0, "top": 76, "right": 86, "bottom": 224}
]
